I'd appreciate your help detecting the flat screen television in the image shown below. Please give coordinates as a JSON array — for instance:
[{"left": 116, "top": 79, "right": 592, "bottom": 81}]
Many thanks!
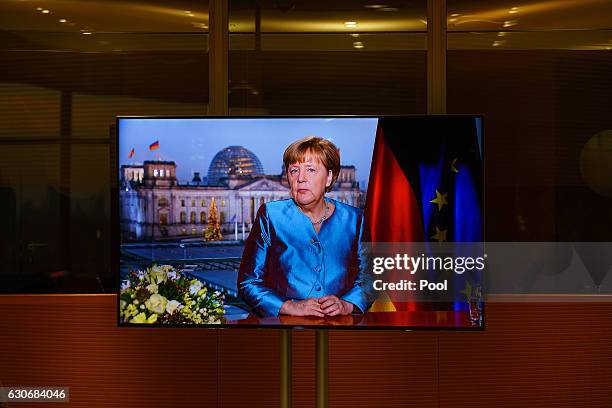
[{"left": 116, "top": 116, "right": 484, "bottom": 329}]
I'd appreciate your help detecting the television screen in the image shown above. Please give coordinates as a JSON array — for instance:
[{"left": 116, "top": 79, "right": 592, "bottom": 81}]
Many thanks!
[{"left": 117, "top": 116, "right": 484, "bottom": 329}]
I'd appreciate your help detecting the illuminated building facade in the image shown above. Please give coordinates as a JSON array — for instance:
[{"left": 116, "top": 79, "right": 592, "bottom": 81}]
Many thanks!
[{"left": 120, "top": 147, "right": 364, "bottom": 241}]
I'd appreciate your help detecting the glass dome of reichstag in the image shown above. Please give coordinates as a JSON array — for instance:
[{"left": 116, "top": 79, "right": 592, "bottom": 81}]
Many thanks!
[{"left": 207, "top": 145, "right": 264, "bottom": 185}]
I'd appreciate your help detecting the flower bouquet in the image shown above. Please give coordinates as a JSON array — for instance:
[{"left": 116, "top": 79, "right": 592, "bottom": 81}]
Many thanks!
[{"left": 120, "top": 265, "right": 226, "bottom": 324}]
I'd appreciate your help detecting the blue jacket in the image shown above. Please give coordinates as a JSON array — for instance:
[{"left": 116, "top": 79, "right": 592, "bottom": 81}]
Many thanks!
[{"left": 238, "top": 198, "right": 377, "bottom": 317}]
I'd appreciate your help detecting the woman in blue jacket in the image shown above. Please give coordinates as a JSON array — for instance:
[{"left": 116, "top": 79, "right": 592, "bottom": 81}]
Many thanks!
[{"left": 238, "top": 136, "right": 377, "bottom": 317}]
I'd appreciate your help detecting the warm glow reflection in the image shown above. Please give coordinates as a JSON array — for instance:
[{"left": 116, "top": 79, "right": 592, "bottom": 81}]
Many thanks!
[{"left": 449, "top": 0, "right": 606, "bottom": 28}]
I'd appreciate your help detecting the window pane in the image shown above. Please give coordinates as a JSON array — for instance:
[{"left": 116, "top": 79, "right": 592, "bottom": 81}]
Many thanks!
[
  {"left": 230, "top": 0, "right": 427, "bottom": 33},
  {"left": 0, "top": 1, "right": 209, "bottom": 32},
  {"left": 448, "top": 31, "right": 612, "bottom": 50},
  {"left": 0, "top": 83, "right": 60, "bottom": 139},
  {"left": 447, "top": 0, "right": 612, "bottom": 31},
  {"left": 229, "top": 1, "right": 427, "bottom": 115},
  {"left": 230, "top": 42, "right": 426, "bottom": 115},
  {"left": 448, "top": 31, "right": 612, "bottom": 241},
  {"left": 0, "top": 1, "right": 209, "bottom": 293},
  {"left": 69, "top": 145, "right": 112, "bottom": 292},
  {"left": 73, "top": 92, "right": 209, "bottom": 139},
  {"left": 0, "top": 145, "right": 62, "bottom": 292}
]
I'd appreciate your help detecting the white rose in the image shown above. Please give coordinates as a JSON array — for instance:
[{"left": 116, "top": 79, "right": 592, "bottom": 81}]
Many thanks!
[
  {"left": 166, "top": 300, "right": 181, "bottom": 315},
  {"left": 145, "top": 294, "right": 168, "bottom": 314},
  {"left": 189, "top": 280, "right": 203, "bottom": 295}
]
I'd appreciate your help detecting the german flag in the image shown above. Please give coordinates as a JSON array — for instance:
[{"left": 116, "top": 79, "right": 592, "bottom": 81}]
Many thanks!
[{"left": 149, "top": 140, "right": 160, "bottom": 151}]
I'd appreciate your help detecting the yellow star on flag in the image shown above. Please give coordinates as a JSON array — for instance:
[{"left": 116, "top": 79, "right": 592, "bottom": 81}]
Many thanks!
[
  {"left": 451, "top": 158, "right": 459, "bottom": 173},
  {"left": 430, "top": 189, "right": 448, "bottom": 211},
  {"left": 459, "top": 280, "right": 473, "bottom": 301},
  {"left": 431, "top": 226, "right": 447, "bottom": 242},
  {"left": 369, "top": 291, "right": 397, "bottom": 312}
]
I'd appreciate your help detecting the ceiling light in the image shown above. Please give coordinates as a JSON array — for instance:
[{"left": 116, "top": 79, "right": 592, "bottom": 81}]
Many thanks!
[
  {"left": 42, "top": 9, "right": 50, "bottom": 14},
  {"left": 58, "top": 19, "right": 67, "bottom": 23},
  {"left": 448, "top": 18, "right": 458, "bottom": 23},
  {"left": 36, "top": 7, "right": 43, "bottom": 11},
  {"left": 344, "top": 21, "right": 358, "bottom": 28},
  {"left": 380, "top": 7, "right": 399, "bottom": 12},
  {"left": 350, "top": 33, "right": 360, "bottom": 38},
  {"left": 353, "top": 41, "right": 364, "bottom": 49},
  {"left": 509, "top": 7, "right": 519, "bottom": 14},
  {"left": 492, "top": 40, "right": 505, "bottom": 47},
  {"left": 82, "top": 31, "right": 92, "bottom": 35},
  {"left": 364, "top": 4, "right": 387, "bottom": 9},
  {"left": 503, "top": 20, "right": 517, "bottom": 28},
  {"left": 450, "top": 13, "right": 461, "bottom": 17}
]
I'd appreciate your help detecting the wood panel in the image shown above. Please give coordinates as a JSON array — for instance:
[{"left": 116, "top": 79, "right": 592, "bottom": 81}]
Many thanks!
[
  {"left": 439, "top": 303, "right": 612, "bottom": 408},
  {"left": 1, "top": 296, "right": 611, "bottom": 407},
  {"left": 329, "top": 331, "right": 438, "bottom": 408},
  {"left": 0, "top": 295, "right": 218, "bottom": 408}
]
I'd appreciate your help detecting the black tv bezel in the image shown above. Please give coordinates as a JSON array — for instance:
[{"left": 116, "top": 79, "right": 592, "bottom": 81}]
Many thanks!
[{"left": 113, "top": 114, "right": 485, "bottom": 331}]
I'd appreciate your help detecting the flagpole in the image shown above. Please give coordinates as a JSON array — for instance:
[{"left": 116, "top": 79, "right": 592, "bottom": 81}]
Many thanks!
[{"left": 280, "top": 330, "right": 292, "bottom": 408}]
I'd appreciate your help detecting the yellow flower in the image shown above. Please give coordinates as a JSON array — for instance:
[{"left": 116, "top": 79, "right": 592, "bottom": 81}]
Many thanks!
[
  {"left": 150, "top": 267, "right": 168, "bottom": 284},
  {"left": 130, "top": 312, "right": 148, "bottom": 323},
  {"left": 145, "top": 294, "right": 168, "bottom": 314},
  {"left": 147, "top": 314, "right": 158, "bottom": 323},
  {"left": 146, "top": 283, "right": 159, "bottom": 294},
  {"left": 126, "top": 303, "right": 138, "bottom": 317}
]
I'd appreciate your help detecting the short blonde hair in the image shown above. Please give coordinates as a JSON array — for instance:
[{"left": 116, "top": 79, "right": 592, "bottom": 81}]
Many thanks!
[{"left": 283, "top": 136, "right": 340, "bottom": 193}]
